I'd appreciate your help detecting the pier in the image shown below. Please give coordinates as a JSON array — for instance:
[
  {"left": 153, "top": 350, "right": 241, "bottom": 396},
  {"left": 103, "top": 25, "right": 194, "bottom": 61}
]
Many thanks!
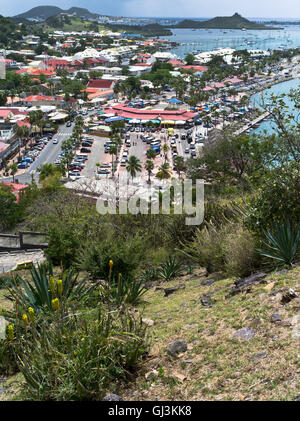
[{"left": 235, "top": 111, "right": 270, "bottom": 135}]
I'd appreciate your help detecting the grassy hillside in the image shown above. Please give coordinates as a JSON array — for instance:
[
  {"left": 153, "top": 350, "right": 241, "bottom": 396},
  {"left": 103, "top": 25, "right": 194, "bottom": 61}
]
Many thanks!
[
  {"left": 172, "top": 13, "right": 280, "bottom": 30},
  {"left": 0, "top": 265, "right": 299, "bottom": 401},
  {"left": 119, "top": 267, "right": 300, "bottom": 401}
]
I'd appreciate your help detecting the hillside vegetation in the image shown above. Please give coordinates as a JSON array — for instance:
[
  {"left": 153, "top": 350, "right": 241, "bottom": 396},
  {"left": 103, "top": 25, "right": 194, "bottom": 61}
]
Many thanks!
[{"left": 171, "top": 13, "right": 280, "bottom": 30}]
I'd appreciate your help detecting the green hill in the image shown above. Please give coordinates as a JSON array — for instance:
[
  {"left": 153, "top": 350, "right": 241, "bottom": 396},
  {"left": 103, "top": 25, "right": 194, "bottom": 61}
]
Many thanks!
[
  {"left": 172, "top": 13, "right": 280, "bottom": 30},
  {"left": 14, "top": 6, "right": 98, "bottom": 21}
]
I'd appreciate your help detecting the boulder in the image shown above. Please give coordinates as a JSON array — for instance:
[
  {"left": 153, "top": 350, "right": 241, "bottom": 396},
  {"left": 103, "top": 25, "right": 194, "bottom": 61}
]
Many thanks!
[
  {"left": 201, "top": 279, "right": 215, "bottom": 286},
  {"left": 167, "top": 340, "right": 187, "bottom": 356},
  {"left": 103, "top": 393, "right": 123, "bottom": 401},
  {"left": 233, "top": 327, "right": 255, "bottom": 340},
  {"left": 164, "top": 285, "right": 185, "bottom": 297},
  {"left": 227, "top": 272, "right": 267, "bottom": 297},
  {"left": 281, "top": 288, "right": 298, "bottom": 304}
]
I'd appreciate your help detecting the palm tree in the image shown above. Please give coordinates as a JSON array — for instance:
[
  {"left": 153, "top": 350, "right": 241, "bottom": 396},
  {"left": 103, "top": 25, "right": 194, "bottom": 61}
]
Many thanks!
[
  {"left": 109, "top": 144, "right": 117, "bottom": 177},
  {"left": 146, "top": 148, "right": 156, "bottom": 160},
  {"left": 126, "top": 155, "right": 142, "bottom": 182},
  {"left": 174, "top": 156, "right": 185, "bottom": 178},
  {"left": 9, "top": 163, "right": 18, "bottom": 183},
  {"left": 145, "top": 159, "right": 154, "bottom": 184},
  {"left": 156, "top": 162, "right": 172, "bottom": 180},
  {"left": 38, "top": 163, "right": 60, "bottom": 182},
  {"left": 162, "top": 143, "right": 170, "bottom": 163}
]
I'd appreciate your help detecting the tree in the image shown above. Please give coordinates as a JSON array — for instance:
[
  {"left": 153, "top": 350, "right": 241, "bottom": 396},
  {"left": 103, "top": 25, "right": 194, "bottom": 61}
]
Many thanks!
[
  {"left": 146, "top": 148, "right": 156, "bottom": 160},
  {"left": 185, "top": 54, "right": 195, "bottom": 65},
  {"left": 156, "top": 162, "right": 172, "bottom": 180},
  {"left": 9, "top": 163, "right": 18, "bottom": 183},
  {"left": 126, "top": 155, "right": 142, "bottom": 181},
  {"left": 38, "top": 163, "right": 62, "bottom": 182},
  {"left": 0, "top": 92, "right": 7, "bottom": 106},
  {"left": 0, "top": 184, "right": 20, "bottom": 231},
  {"left": 145, "top": 159, "right": 154, "bottom": 184},
  {"left": 109, "top": 144, "right": 117, "bottom": 177},
  {"left": 162, "top": 143, "right": 170, "bottom": 163},
  {"left": 174, "top": 156, "right": 186, "bottom": 178}
]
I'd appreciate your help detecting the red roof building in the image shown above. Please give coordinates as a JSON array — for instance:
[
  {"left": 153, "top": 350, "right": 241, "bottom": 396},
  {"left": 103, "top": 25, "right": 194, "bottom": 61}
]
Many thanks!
[
  {"left": 0, "top": 182, "right": 28, "bottom": 203},
  {"left": 87, "top": 79, "right": 115, "bottom": 90}
]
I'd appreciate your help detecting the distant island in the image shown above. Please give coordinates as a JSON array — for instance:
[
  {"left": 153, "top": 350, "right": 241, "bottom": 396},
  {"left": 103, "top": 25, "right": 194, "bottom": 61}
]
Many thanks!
[
  {"left": 14, "top": 6, "right": 98, "bottom": 21},
  {"left": 169, "top": 13, "right": 282, "bottom": 30}
]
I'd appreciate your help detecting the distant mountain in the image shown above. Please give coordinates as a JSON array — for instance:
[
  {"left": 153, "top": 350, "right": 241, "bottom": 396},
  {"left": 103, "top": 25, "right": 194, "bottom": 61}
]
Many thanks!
[
  {"left": 171, "top": 13, "right": 280, "bottom": 30},
  {"left": 14, "top": 5, "right": 98, "bottom": 21}
]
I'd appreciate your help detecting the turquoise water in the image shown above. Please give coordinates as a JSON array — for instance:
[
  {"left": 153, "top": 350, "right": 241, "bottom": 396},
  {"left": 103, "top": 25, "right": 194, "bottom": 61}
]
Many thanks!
[
  {"left": 163, "top": 26, "right": 300, "bottom": 57},
  {"left": 250, "top": 78, "right": 300, "bottom": 134}
]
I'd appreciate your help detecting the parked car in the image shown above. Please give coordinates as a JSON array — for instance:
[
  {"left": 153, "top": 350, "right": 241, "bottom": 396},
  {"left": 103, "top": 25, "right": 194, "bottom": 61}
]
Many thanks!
[
  {"left": 53, "top": 138, "right": 58, "bottom": 144},
  {"left": 80, "top": 148, "right": 91, "bottom": 153},
  {"left": 18, "top": 162, "right": 29, "bottom": 169}
]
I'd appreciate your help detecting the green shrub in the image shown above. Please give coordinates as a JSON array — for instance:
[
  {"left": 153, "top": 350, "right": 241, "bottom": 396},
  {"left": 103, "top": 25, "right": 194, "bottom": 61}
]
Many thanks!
[
  {"left": 108, "top": 273, "right": 147, "bottom": 306},
  {"left": 0, "top": 337, "right": 18, "bottom": 376},
  {"left": 180, "top": 221, "right": 258, "bottom": 276},
  {"left": 7, "top": 263, "right": 95, "bottom": 313},
  {"left": 157, "top": 256, "right": 183, "bottom": 281},
  {"left": 77, "top": 235, "right": 146, "bottom": 280},
  {"left": 257, "top": 221, "right": 300, "bottom": 269},
  {"left": 9, "top": 302, "right": 148, "bottom": 400},
  {"left": 245, "top": 163, "right": 300, "bottom": 233}
]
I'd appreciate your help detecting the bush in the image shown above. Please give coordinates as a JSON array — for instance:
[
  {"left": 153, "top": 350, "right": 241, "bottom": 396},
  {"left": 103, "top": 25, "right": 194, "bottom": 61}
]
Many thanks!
[
  {"left": 157, "top": 256, "right": 183, "bottom": 281},
  {"left": 11, "top": 306, "right": 148, "bottom": 400},
  {"left": 245, "top": 163, "right": 300, "bottom": 233},
  {"left": 257, "top": 221, "right": 300, "bottom": 269},
  {"left": 223, "top": 226, "right": 258, "bottom": 277},
  {"left": 7, "top": 263, "right": 95, "bottom": 313},
  {"left": 181, "top": 221, "right": 258, "bottom": 276},
  {"left": 108, "top": 273, "right": 147, "bottom": 306},
  {"left": 77, "top": 235, "right": 146, "bottom": 280}
]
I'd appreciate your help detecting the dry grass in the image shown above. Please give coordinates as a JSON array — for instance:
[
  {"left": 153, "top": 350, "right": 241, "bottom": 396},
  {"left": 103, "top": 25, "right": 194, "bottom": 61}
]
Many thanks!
[
  {"left": 119, "top": 266, "right": 300, "bottom": 401},
  {"left": 0, "top": 266, "right": 299, "bottom": 401}
]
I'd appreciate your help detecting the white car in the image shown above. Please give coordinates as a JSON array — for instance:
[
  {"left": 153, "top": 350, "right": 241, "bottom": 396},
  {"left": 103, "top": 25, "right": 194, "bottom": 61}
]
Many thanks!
[{"left": 53, "top": 138, "right": 58, "bottom": 144}]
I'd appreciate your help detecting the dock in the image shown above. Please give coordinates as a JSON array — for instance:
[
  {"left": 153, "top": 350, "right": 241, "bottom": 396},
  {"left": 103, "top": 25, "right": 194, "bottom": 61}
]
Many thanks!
[{"left": 235, "top": 112, "right": 270, "bottom": 135}]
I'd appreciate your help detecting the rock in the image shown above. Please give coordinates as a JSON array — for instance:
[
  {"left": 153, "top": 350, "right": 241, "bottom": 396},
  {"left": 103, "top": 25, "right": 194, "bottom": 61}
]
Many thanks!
[
  {"left": 200, "top": 295, "right": 214, "bottom": 306},
  {"left": 281, "top": 288, "right": 298, "bottom": 304},
  {"left": 173, "top": 372, "right": 186, "bottom": 382},
  {"left": 227, "top": 272, "right": 267, "bottom": 297},
  {"left": 144, "top": 281, "right": 154, "bottom": 289},
  {"left": 271, "top": 313, "right": 282, "bottom": 323},
  {"left": 103, "top": 393, "right": 123, "bottom": 401},
  {"left": 0, "top": 386, "right": 5, "bottom": 395},
  {"left": 145, "top": 370, "right": 158, "bottom": 381},
  {"left": 295, "top": 394, "right": 300, "bottom": 401},
  {"left": 274, "top": 269, "right": 289, "bottom": 276},
  {"left": 142, "top": 318, "right": 155, "bottom": 327},
  {"left": 167, "top": 340, "right": 187, "bottom": 357},
  {"left": 252, "top": 352, "right": 267, "bottom": 361},
  {"left": 250, "top": 318, "right": 264, "bottom": 327},
  {"left": 179, "top": 302, "right": 187, "bottom": 307},
  {"left": 233, "top": 327, "right": 255, "bottom": 340},
  {"left": 164, "top": 285, "right": 185, "bottom": 297},
  {"left": 201, "top": 279, "right": 215, "bottom": 286}
]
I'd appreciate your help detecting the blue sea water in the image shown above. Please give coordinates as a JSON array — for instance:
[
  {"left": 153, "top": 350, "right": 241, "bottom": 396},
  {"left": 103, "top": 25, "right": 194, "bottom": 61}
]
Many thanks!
[
  {"left": 250, "top": 78, "right": 300, "bottom": 134},
  {"left": 162, "top": 26, "right": 300, "bottom": 57}
]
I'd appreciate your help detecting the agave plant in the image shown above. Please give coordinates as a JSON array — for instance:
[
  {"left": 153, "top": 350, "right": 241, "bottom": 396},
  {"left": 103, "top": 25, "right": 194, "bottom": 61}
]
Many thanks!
[
  {"left": 257, "top": 221, "right": 300, "bottom": 269},
  {"left": 108, "top": 274, "right": 147, "bottom": 306},
  {"left": 140, "top": 267, "right": 159, "bottom": 283},
  {"left": 157, "top": 256, "right": 183, "bottom": 282},
  {"left": 7, "top": 263, "right": 96, "bottom": 313}
]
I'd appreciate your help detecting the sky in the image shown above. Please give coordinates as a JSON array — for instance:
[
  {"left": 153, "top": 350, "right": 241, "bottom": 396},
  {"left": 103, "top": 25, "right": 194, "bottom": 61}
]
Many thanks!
[{"left": 1, "top": 0, "right": 300, "bottom": 19}]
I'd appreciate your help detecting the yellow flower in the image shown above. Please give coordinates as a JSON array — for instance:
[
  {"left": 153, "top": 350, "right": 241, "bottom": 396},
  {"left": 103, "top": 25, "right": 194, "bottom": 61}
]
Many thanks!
[
  {"left": 22, "top": 314, "right": 28, "bottom": 327},
  {"left": 51, "top": 298, "right": 59, "bottom": 311},
  {"left": 109, "top": 259, "right": 114, "bottom": 269},
  {"left": 7, "top": 324, "right": 14, "bottom": 341},
  {"left": 49, "top": 276, "right": 56, "bottom": 296},
  {"left": 28, "top": 307, "right": 35, "bottom": 323},
  {"left": 57, "top": 279, "right": 63, "bottom": 297}
]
